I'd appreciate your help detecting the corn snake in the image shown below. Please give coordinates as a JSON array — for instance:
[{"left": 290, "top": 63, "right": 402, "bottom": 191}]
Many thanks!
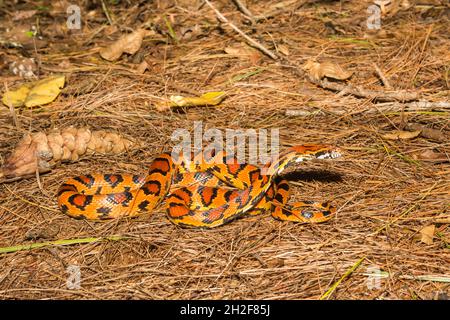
[{"left": 57, "top": 145, "right": 341, "bottom": 228}]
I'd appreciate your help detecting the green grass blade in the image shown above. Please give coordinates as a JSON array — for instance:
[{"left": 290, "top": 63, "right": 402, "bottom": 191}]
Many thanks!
[
  {"left": 230, "top": 68, "right": 266, "bottom": 83},
  {"left": 320, "top": 256, "right": 366, "bottom": 300},
  {"left": 0, "top": 235, "right": 127, "bottom": 254},
  {"left": 164, "top": 16, "right": 179, "bottom": 43}
]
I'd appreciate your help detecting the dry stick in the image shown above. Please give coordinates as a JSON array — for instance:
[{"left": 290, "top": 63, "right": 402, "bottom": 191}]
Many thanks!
[
  {"left": 204, "top": 0, "right": 279, "bottom": 60},
  {"left": 372, "top": 63, "right": 392, "bottom": 89},
  {"left": 308, "top": 77, "right": 419, "bottom": 102},
  {"left": 285, "top": 101, "right": 449, "bottom": 117},
  {"left": 253, "top": 0, "right": 305, "bottom": 21},
  {"left": 205, "top": 0, "right": 419, "bottom": 102},
  {"left": 375, "top": 101, "right": 450, "bottom": 112},
  {"left": 232, "top": 0, "right": 256, "bottom": 22}
]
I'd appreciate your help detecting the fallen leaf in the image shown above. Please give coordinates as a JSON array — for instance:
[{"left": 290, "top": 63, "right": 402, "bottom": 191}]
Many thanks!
[
  {"left": 412, "top": 149, "right": 449, "bottom": 163},
  {"left": 419, "top": 225, "right": 435, "bottom": 245},
  {"left": 2, "top": 84, "right": 32, "bottom": 107},
  {"left": 375, "top": 0, "right": 410, "bottom": 17},
  {"left": 25, "top": 75, "right": 65, "bottom": 107},
  {"left": 382, "top": 130, "right": 421, "bottom": 140},
  {"left": 179, "top": 24, "right": 202, "bottom": 41},
  {"left": 303, "top": 60, "right": 353, "bottom": 81},
  {"left": 100, "top": 29, "right": 151, "bottom": 61},
  {"left": 224, "top": 43, "right": 262, "bottom": 65},
  {"left": 156, "top": 92, "right": 226, "bottom": 111},
  {"left": 136, "top": 60, "right": 149, "bottom": 74},
  {"left": 2, "top": 75, "right": 65, "bottom": 108},
  {"left": 170, "top": 91, "right": 226, "bottom": 107}
]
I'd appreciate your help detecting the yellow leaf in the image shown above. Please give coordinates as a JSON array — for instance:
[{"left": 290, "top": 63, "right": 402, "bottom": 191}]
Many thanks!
[
  {"left": 419, "top": 225, "right": 435, "bottom": 245},
  {"left": 198, "top": 92, "right": 227, "bottom": 105},
  {"left": 382, "top": 130, "right": 421, "bottom": 140},
  {"left": 170, "top": 92, "right": 226, "bottom": 107},
  {"left": 24, "top": 75, "right": 65, "bottom": 107},
  {"left": 2, "top": 75, "right": 65, "bottom": 108},
  {"left": 2, "top": 84, "right": 32, "bottom": 107}
]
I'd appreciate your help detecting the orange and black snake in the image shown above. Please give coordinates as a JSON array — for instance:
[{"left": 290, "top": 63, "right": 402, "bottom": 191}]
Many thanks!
[{"left": 57, "top": 145, "right": 341, "bottom": 228}]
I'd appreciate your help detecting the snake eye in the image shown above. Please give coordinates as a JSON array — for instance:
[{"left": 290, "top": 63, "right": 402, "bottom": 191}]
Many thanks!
[
  {"left": 315, "top": 149, "right": 341, "bottom": 160},
  {"left": 301, "top": 211, "right": 314, "bottom": 219}
]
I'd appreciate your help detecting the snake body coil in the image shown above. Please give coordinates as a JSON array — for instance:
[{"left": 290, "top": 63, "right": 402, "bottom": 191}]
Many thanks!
[{"left": 57, "top": 145, "right": 341, "bottom": 228}]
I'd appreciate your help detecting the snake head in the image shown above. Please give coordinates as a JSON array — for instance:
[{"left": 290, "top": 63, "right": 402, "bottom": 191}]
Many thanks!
[{"left": 291, "top": 144, "right": 342, "bottom": 162}]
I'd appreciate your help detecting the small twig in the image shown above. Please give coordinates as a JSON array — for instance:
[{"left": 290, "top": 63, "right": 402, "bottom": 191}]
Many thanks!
[
  {"left": 204, "top": 0, "right": 278, "bottom": 60},
  {"left": 35, "top": 167, "right": 44, "bottom": 193},
  {"left": 285, "top": 101, "right": 449, "bottom": 117},
  {"left": 232, "top": 0, "right": 256, "bottom": 23},
  {"left": 309, "top": 77, "right": 419, "bottom": 102},
  {"left": 372, "top": 63, "right": 392, "bottom": 89},
  {"left": 253, "top": 0, "right": 305, "bottom": 21},
  {"left": 361, "top": 271, "right": 450, "bottom": 283}
]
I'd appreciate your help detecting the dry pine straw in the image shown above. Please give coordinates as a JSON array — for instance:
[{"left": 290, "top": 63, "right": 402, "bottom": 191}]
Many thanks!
[{"left": 0, "top": 0, "right": 449, "bottom": 300}]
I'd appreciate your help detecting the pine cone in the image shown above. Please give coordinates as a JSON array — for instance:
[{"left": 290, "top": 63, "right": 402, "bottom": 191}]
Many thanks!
[{"left": 1, "top": 127, "right": 134, "bottom": 180}]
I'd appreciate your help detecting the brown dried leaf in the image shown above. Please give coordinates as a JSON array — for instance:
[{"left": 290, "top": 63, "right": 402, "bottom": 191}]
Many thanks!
[
  {"left": 419, "top": 225, "right": 435, "bottom": 245},
  {"left": 412, "top": 149, "right": 449, "bottom": 163},
  {"left": 179, "top": 25, "right": 202, "bottom": 41},
  {"left": 224, "top": 45, "right": 246, "bottom": 56},
  {"left": 375, "top": 0, "right": 411, "bottom": 17},
  {"left": 303, "top": 60, "right": 353, "bottom": 81},
  {"left": 100, "top": 29, "right": 151, "bottom": 62},
  {"left": 382, "top": 130, "right": 421, "bottom": 140},
  {"left": 224, "top": 43, "right": 262, "bottom": 65},
  {"left": 136, "top": 60, "right": 149, "bottom": 74}
]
